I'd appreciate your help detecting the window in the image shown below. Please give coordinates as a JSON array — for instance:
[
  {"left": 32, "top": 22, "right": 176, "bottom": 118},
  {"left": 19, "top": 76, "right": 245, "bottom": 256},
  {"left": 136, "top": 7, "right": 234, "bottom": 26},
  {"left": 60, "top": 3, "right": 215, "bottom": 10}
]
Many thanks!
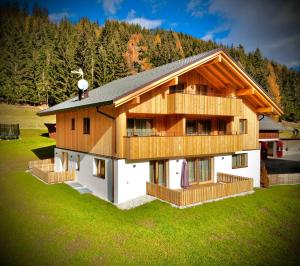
[
  {"left": 83, "top": 117, "right": 90, "bottom": 134},
  {"left": 217, "top": 119, "right": 227, "bottom": 135},
  {"left": 232, "top": 153, "right": 248, "bottom": 168},
  {"left": 187, "top": 158, "right": 212, "bottom": 183},
  {"left": 76, "top": 155, "right": 80, "bottom": 171},
  {"left": 169, "top": 83, "right": 185, "bottom": 94},
  {"left": 150, "top": 160, "right": 167, "bottom": 186},
  {"left": 126, "top": 118, "right": 153, "bottom": 136},
  {"left": 186, "top": 119, "right": 211, "bottom": 135},
  {"left": 239, "top": 119, "right": 247, "bottom": 134},
  {"left": 71, "top": 118, "right": 75, "bottom": 130},
  {"left": 195, "top": 84, "right": 208, "bottom": 95},
  {"left": 94, "top": 158, "right": 105, "bottom": 178}
]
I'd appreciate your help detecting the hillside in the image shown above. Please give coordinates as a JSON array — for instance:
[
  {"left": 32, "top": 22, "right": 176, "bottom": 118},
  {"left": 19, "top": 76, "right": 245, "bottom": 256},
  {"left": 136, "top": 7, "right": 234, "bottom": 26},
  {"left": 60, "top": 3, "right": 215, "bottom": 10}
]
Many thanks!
[
  {"left": 0, "top": 103, "right": 55, "bottom": 129},
  {"left": 0, "top": 3, "right": 299, "bottom": 121}
]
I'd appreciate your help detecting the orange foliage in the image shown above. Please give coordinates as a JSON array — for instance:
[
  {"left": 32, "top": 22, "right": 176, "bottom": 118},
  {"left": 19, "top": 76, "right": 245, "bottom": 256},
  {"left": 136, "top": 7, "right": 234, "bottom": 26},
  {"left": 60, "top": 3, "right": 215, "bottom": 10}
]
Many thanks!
[{"left": 267, "top": 63, "right": 281, "bottom": 106}]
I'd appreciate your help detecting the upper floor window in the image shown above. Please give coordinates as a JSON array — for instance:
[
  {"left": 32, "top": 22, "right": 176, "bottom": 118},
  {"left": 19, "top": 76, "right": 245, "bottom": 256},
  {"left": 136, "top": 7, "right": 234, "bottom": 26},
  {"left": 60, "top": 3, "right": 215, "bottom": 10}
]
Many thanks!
[
  {"left": 186, "top": 119, "right": 211, "bottom": 136},
  {"left": 232, "top": 153, "right": 248, "bottom": 168},
  {"left": 217, "top": 119, "right": 227, "bottom": 135},
  {"left": 195, "top": 84, "right": 208, "bottom": 95},
  {"left": 83, "top": 117, "right": 90, "bottom": 134},
  {"left": 239, "top": 119, "right": 247, "bottom": 134},
  {"left": 169, "top": 83, "right": 185, "bottom": 94},
  {"left": 71, "top": 118, "right": 75, "bottom": 130},
  {"left": 127, "top": 118, "right": 153, "bottom": 136}
]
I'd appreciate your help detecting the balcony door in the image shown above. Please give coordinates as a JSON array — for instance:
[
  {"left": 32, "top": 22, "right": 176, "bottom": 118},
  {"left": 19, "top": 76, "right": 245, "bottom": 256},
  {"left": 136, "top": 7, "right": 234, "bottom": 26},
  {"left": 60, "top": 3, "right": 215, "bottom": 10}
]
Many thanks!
[
  {"left": 150, "top": 160, "right": 168, "bottom": 187},
  {"left": 127, "top": 118, "right": 153, "bottom": 136},
  {"left": 61, "top": 152, "right": 68, "bottom": 171},
  {"left": 187, "top": 158, "right": 212, "bottom": 184}
]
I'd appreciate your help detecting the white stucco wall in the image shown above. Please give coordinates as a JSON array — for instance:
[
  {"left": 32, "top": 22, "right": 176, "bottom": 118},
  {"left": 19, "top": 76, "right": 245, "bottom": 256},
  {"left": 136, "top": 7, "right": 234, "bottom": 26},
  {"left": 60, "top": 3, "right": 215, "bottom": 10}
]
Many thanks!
[
  {"left": 54, "top": 148, "right": 113, "bottom": 201},
  {"left": 168, "top": 159, "right": 183, "bottom": 189},
  {"left": 214, "top": 149, "right": 261, "bottom": 187},
  {"left": 114, "top": 160, "right": 150, "bottom": 204}
]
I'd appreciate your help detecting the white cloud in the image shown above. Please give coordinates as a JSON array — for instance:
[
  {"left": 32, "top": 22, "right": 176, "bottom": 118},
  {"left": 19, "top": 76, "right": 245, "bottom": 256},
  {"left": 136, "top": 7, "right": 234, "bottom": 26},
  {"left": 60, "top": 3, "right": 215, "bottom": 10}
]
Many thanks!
[
  {"left": 49, "top": 12, "right": 74, "bottom": 23},
  {"left": 123, "top": 9, "right": 162, "bottom": 29},
  {"left": 99, "top": 0, "right": 123, "bottom": 15},
  {"left": 186, "top": 0, "right": 207, "bottom": 17}
]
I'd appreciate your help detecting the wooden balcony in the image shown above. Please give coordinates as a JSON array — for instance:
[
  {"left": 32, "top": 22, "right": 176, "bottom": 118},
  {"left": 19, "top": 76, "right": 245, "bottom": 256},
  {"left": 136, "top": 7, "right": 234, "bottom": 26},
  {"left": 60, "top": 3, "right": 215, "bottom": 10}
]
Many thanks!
[
  {"left": 124, "top": 134, "right": 243, "bottom": 160},
  {"left": 146, "top": 172, "right": 253, "bottom": 206},
  {"left": 167, "top": 93, "right": 242, "bottom": 116}
]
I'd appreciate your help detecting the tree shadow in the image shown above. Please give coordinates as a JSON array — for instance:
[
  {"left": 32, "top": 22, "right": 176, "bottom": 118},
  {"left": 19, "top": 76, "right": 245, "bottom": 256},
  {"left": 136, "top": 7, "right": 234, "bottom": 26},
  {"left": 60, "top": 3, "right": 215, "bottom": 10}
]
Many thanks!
[
  {"left": 31, "top": 145, "right": 55, "bottom": 160},
  {"left": 40, "top": 133, "right": 50, "bottom": 138}
]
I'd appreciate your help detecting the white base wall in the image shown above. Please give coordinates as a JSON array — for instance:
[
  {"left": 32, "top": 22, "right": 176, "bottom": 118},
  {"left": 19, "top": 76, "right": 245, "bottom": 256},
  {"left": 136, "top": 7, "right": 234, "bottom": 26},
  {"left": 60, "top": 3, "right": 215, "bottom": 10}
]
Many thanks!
[
  {"left": 214, "top": 149, "right": 261, "bottom": 187},
  {"left": 54, "top": 148, "right": 113, "bottom": 202},
  {"left": 114, "top": 160, "right": 150, "bottom": 204}
]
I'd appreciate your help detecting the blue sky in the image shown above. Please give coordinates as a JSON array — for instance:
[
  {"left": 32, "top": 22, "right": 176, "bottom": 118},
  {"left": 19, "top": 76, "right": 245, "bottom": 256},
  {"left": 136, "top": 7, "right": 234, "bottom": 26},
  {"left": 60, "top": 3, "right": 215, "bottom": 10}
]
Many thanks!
[{"left": 5, "top": 0, "right": 300, "bottom": 68}]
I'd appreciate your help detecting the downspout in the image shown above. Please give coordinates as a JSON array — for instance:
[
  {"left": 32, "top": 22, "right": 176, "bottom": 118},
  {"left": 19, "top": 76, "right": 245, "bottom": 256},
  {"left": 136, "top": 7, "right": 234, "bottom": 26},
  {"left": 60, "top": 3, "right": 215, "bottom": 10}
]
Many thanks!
[{"left": 96, "top": 106, "right": 116, "bottom": 203}]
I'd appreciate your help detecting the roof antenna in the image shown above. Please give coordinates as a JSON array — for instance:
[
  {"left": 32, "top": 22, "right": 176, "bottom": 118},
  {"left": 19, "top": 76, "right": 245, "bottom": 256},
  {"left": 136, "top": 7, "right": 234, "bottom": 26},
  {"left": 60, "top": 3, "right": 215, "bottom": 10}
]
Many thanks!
[{"left": 71, "top": 68, "right": 89, "bottom": 101}]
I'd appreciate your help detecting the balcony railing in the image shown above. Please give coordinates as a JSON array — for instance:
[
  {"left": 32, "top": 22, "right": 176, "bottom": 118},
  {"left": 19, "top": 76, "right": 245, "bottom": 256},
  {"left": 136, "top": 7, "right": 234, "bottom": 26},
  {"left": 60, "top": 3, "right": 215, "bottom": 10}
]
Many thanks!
[
  {"left": 146, "top": 172, "right": 253, "bottom": 206},
  {"left": 167, "top": 93, "right": 242, "bottom": 116},
  {"left": 124, "top": 133, "right": 243, "bottom": 160}
]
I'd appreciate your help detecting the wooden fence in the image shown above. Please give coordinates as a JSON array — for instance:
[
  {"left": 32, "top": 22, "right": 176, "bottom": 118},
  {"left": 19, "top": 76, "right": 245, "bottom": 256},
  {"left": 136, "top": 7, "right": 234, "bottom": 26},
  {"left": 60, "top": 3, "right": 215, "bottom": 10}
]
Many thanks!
[
  {"left": 30, "top": 159, "right": 75, "bottom": 184},
  {"left": 268, "top": 173, "right": 300, "bottom": 186},
  {"left": 146, "top": 172, "right": 253, "bottom": 206},
  {"left": 0, "top": 124, "right": 20, "bottom": 139},
  {"left": 28, "top": 159, "right": 54, "bottom": 169}
]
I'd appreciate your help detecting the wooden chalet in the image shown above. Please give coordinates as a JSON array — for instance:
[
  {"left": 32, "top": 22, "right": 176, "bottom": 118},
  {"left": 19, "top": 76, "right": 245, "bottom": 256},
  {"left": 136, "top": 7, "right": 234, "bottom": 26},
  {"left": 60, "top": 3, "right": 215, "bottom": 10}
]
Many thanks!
[{"left": 34, "top": 48, "right": 282, "bottom": 207}]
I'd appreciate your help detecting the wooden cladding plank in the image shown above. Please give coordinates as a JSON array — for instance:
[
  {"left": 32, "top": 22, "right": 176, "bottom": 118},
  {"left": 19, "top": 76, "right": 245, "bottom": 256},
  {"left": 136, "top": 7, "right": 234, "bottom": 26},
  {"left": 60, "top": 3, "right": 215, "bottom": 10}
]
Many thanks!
[
  {"left": 167, "top": 93, "right": 242, "bottom": 116},
  {"left": 56, "top": 107, "right": 114, "bottom": 157},
  {"left": 125, "top": 134, "right": 243, "bottom": 160}
]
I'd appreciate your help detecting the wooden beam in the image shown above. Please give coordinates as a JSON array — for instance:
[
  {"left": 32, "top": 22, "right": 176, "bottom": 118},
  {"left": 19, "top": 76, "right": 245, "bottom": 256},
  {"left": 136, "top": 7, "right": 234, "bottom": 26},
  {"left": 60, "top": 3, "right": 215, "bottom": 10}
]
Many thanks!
[
  {"left": 236, "top": 88, "right": 255, "bottom": 96},
  {"left": 256, "top": 107, "right": 274, "bottom": 113},
  {"left": 127, "top": 96, "right": 141, "bottom": 106},
  {"left": 201, "top": 56, "right": 220, "bottom": 67},
  {"left": 214, "top": 63, "right": 245, "bottom": 88},
  {"left": 195, "top": 67, "right": 226, "bottom": 88},
  {"left": 162, "top": 77, "right": 178, "bottom": 87},
  {"left": 205, "top": 65, "right": 239, "bottom": 90}
]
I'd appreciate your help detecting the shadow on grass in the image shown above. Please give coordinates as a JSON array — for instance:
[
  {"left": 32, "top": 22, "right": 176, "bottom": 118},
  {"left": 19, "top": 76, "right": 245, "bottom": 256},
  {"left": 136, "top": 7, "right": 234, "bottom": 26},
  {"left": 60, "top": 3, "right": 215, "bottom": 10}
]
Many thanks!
[
  {"left": 40, "top": 133, "right": 50, "bottom": 138},
  {"left": 31, "top": 145, "right": 55, "bottom": 159}
]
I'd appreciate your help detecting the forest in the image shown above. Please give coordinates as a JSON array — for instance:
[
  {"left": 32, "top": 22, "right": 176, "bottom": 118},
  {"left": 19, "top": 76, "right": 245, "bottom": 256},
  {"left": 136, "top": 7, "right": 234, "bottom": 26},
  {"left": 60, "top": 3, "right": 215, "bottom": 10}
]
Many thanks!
[{"left": 0, "top": 3, "right": 299, "bottom": 121}]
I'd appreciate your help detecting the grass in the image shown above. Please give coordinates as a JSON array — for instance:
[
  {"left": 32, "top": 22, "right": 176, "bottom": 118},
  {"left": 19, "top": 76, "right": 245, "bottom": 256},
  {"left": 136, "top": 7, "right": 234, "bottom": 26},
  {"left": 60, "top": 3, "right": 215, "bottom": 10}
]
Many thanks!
[
  {"left": 0, "top": 103, "right": 55, "bottom": 129},
  {"left": 0, "top": 130, "right": 299, "bottom": 265}
]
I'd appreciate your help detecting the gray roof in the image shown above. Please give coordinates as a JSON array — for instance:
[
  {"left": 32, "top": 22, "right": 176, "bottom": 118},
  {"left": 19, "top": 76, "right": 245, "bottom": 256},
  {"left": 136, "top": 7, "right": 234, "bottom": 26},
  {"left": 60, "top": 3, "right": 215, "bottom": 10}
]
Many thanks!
[
  {"left": 38, "top": 48, "right": 223, "bottom": 116},
  {"left": 259, "top": 116, "right": 285, "bottom": 131}
]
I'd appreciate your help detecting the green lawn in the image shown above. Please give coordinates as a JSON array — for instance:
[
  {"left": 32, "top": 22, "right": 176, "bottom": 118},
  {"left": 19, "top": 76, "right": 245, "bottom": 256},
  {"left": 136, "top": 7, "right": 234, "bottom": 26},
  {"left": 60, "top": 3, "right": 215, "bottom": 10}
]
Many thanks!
[
  {"left": 0, "top": 103, "right": 55, "bottom": 129},
  {"left": 0, "top": 130, "right": 300, "bottom": 265}
]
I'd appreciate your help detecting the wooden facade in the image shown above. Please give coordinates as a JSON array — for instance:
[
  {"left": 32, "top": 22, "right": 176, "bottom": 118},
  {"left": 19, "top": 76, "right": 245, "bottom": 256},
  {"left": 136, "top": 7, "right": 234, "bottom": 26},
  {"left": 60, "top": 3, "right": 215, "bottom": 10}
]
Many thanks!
[{"left": 53, "top": 52, "right": 281, "bottom": 161}]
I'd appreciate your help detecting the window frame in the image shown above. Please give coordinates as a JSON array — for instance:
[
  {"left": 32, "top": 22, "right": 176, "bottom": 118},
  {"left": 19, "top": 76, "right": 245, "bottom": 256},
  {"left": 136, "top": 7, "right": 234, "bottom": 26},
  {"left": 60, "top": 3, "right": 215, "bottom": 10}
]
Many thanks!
[
  {"left": 149, "top": 160, "right": 168, "bottom": 186},
  {"left": 94, "top": 158, "right": 105, "bottom": 179},
  {"left": 239, "top": 119, "right": 247, "bottom": 134},
  {"left": 232, "top": 153, "right": 248, "bottom": 169},
  {"left": 186, "top": 157, "right": 212, "bottom": 184},
  {"left": 83, "top": 117, "right": 90, "bottom": 134},
  {"left": 71, "top": 118, "right": 75, "bottom": 130}
]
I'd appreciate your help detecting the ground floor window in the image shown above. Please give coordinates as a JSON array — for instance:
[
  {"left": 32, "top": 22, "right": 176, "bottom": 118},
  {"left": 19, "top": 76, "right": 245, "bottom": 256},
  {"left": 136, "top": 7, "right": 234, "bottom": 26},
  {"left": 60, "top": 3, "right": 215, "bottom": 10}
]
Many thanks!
[
  {"left": 232, "top": 153, "right": 248, "bottom": 168},
  {"left": 187, "top": 157, "right": 212, "bottom": 183},
  {"left": 76, "top": 155, "right": 80, "bottom": 171},
  {"left": 94, "top": 158, "right": 105, "bottom": 179},
  {"left": 150, "top": 160, "right": 168, "bottom": 186}
]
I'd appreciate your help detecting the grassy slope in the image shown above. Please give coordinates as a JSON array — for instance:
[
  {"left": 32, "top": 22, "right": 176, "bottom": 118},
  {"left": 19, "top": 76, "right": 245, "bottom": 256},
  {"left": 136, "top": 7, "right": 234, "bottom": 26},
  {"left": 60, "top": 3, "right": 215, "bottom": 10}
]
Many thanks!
[
  {"left": 0, "top": 130, "right": 299, "bottom": 265},
  {"left": 0, "top": 103, "right": 55, "bottom": 129}
]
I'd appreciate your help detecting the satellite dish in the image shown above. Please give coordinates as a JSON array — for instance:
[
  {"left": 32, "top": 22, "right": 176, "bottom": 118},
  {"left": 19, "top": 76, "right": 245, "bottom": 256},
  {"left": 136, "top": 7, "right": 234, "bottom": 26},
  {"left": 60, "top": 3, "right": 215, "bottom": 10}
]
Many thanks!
[{"left": 78, "top": 79, "right": 88, "bottom": 91}]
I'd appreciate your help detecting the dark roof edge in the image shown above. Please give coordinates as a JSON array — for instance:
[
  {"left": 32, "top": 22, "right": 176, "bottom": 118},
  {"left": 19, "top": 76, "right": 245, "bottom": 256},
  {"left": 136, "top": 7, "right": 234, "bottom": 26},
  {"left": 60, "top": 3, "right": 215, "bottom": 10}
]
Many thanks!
[{"left": 37, "top": 100, "right": 113, "bottom": 116}]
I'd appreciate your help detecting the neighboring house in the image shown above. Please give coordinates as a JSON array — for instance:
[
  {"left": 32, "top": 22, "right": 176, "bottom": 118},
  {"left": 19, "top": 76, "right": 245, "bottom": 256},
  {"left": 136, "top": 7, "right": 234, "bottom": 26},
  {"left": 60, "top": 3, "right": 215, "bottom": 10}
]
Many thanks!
[
  {"left": 259, "top": 116, "right": 285, "bottom": 158},
  {"left": 38, "top": 48, "right": 282, "bottom": 206}
]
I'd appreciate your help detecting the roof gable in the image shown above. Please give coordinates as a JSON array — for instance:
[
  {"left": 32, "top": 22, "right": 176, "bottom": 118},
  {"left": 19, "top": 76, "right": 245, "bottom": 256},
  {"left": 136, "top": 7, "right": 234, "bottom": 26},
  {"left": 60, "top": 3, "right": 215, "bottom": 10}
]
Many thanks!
[{"left": 38, "top": 48, "right": 283, "bottom": 116}]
